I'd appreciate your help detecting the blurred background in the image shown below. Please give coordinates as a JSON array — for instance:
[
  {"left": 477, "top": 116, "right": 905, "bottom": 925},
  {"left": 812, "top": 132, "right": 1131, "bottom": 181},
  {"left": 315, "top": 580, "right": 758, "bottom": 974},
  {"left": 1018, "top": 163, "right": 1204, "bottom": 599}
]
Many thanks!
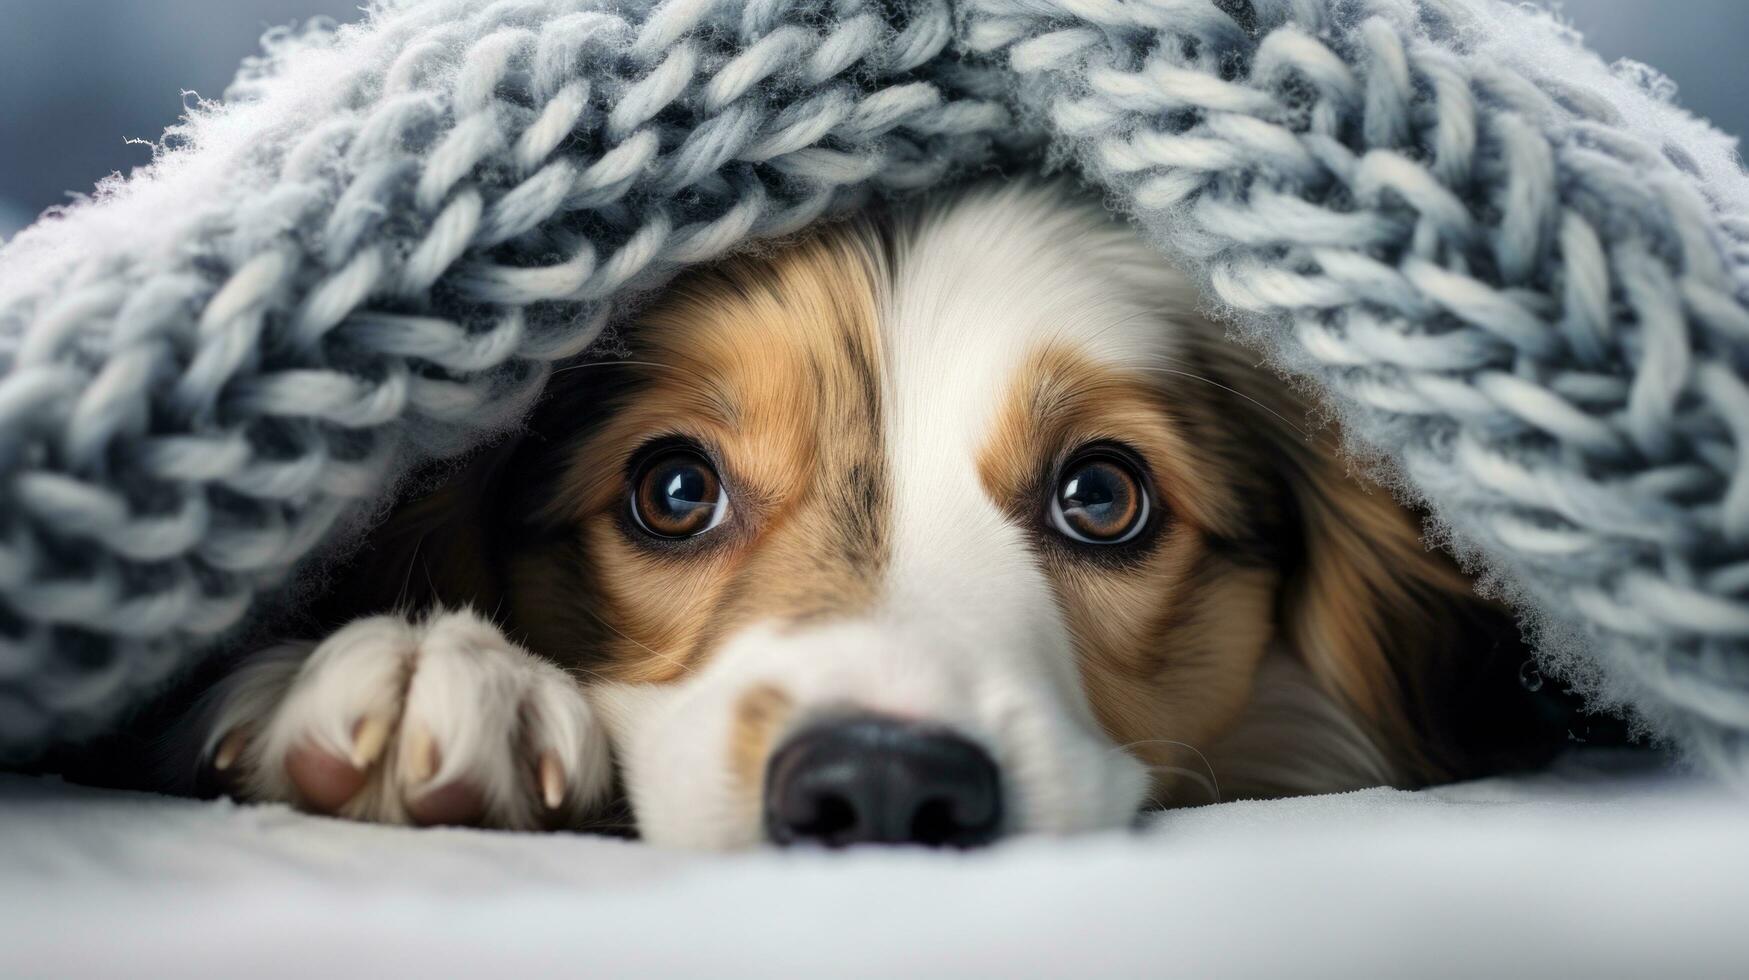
[{"left": 1, "top": 0, "right": 1745, "bottom": 239}]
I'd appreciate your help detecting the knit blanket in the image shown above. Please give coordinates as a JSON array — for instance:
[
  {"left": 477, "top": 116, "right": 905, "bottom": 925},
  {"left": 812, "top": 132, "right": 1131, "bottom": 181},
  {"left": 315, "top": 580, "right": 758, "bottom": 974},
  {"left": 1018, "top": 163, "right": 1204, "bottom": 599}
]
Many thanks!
[{"left": 1, "top": 0, "right": 1746, "bottom": 780}]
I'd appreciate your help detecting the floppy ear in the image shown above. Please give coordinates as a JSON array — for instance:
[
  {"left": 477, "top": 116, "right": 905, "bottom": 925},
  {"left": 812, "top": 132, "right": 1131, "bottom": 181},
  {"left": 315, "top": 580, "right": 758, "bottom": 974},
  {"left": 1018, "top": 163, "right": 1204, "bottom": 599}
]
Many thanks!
[
  {"left": 1205, "top": 344, "right": 1565, "bottom": 782},
  {"left": 1272, "top": 435, "right": 1508, "bottom": 780}
]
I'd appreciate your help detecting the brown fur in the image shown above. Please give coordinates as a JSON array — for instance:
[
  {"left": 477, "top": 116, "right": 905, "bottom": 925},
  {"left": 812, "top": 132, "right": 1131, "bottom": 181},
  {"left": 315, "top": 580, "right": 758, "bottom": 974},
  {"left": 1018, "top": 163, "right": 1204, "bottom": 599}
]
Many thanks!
[{"left": 730, "top": 684, "right": 796, "bottom": 795}]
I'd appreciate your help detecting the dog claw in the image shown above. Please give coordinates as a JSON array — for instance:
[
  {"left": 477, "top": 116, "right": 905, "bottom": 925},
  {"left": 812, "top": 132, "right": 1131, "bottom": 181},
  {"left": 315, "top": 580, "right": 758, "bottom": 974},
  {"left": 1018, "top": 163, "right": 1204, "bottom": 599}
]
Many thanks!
[
  {"left": 350, "top": 714, "right": 392, "bottom": 770},
  {"left": 212, "top": 729, "right": 248, "bottom": 772},
  {"left": 538, "top": 750, "right": 565, "bottom": 810},
  {"left": 405, "top": 723, "right": 439, "bottom": 785}
]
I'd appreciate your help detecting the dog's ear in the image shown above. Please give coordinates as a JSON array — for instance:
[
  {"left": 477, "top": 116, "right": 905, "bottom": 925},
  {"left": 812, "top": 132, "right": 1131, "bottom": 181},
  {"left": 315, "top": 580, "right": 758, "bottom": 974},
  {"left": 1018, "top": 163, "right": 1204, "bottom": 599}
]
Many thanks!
[
  {"left": 1271, "top": 434, "right": 1499, "bottom": 780},
  {"left": 1205, "top": 343, "right": 1557, "bottom": 782}
]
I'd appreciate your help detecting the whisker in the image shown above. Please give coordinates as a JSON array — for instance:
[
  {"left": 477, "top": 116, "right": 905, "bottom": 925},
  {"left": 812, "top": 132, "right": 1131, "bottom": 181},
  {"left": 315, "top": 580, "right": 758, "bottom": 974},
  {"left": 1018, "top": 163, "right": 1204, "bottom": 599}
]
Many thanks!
[
  {"left": 1131, "top": 362, "right": 1312, "bottom": 438},
  {"left": 1112, "top": 737, "right": 1222, "bottom": 804},
  {"left": 1136, "top": 786, "right": 1172, "bottom": 813},
  {"left": 395, "top": 532, "right": 426, "bottom": 612},
  {"left": 419, "top": 554, "right": 439, "bottom": 611},
  {"left": 578, "top": 605, "right": 694, "bottom": 676},
  {"left": 558, "top": 663, "right": 614, "bottom": 684},
  {"left": 546, "top": 358, "right": 674, "bottom": 377},
  {"left": 1141, "top": 764, "right": 1220, "bottom": 803}
]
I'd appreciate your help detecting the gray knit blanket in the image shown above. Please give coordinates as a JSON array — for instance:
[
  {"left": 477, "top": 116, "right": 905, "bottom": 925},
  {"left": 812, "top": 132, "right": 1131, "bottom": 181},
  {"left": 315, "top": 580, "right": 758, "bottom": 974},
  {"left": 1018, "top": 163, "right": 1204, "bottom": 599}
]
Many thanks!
[{"left": 2, "top": 0, "right": 1746, "bottom": 780}]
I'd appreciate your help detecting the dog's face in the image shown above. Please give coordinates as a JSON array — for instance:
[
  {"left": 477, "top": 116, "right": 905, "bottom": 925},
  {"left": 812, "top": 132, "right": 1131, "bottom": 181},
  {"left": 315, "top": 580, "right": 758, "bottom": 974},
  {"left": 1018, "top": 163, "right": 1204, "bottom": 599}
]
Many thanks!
[{"left": 478, "top": 185, "right": 1502, "bottom": 848}]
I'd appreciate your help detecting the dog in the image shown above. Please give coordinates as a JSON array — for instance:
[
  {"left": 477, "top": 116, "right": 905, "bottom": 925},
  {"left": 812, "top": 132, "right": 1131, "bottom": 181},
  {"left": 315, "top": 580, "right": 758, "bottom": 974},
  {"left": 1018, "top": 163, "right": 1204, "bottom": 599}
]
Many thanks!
[{"left": 168, "top": 181, "right": 1570, "bottom": 848}]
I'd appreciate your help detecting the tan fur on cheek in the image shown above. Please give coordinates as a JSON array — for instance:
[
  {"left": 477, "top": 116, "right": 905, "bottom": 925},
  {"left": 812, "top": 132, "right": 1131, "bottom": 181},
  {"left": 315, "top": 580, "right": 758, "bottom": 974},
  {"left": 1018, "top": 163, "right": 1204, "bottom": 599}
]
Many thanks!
[
  {"left": 729, "top": 684, "right": 795, "bottom": 796},
  {"left": 1071, "top": 559, "right": 1280, "bottom": 803},
  {"left": 507, "top": 222, "right": 894, "bottom": 687},
  {"left": 976, "top": 343, "right": 1290, "bottom": 803}
]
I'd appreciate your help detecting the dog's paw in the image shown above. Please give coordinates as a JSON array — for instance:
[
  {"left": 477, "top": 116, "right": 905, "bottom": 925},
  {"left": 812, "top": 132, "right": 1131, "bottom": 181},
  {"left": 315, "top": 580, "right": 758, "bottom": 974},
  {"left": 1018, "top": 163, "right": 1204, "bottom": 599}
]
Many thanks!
[{"left": 201, "top": 609, "right": 611, "bottom": 829}]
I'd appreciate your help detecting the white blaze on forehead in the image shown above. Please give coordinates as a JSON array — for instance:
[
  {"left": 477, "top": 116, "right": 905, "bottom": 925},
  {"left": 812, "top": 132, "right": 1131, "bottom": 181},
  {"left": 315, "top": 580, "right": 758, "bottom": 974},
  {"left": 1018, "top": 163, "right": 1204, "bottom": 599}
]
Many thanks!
[{"left": 877, "top": 184, "right": 1196, "bottom": 613}]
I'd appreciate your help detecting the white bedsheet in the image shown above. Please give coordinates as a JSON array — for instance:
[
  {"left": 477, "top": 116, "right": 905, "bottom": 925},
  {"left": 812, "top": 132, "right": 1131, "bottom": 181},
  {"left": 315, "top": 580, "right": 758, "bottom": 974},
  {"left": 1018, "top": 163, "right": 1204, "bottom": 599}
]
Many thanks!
[{"left": 1, "top": 751, "right": 1743, "bottom": 978}]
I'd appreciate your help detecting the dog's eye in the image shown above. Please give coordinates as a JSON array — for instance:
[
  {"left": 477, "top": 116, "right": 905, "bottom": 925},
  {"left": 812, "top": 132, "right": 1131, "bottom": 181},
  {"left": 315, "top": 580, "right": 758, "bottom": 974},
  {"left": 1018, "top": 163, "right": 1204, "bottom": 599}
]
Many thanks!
[
  {"left": 1048, "top": 452, "right": 1149, "bottom": 545},
  {"left": 630, "top": 449, "right": 729, "bottom": 539}
]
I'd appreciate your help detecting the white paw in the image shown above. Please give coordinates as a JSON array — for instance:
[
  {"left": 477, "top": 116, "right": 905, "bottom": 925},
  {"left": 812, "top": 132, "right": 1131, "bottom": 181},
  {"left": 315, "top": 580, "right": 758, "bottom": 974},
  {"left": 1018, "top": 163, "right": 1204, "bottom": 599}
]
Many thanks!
[{"left": 202, "top": 609, "right": 612, "bottom": 829}]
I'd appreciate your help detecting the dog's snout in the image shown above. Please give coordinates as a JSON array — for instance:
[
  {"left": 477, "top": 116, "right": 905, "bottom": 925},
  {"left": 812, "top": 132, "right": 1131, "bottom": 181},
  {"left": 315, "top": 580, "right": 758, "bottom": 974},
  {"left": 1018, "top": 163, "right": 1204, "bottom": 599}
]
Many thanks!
[{"left": 762, "top": 716, "right": 1002, "bottom": 848}]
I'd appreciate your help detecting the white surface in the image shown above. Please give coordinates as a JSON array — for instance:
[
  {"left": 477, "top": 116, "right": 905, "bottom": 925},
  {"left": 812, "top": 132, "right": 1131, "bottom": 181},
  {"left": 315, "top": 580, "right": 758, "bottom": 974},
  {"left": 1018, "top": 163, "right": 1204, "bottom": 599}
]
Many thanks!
[{"left": 1, "top": 752, "right": 1743, "bottom": 978}]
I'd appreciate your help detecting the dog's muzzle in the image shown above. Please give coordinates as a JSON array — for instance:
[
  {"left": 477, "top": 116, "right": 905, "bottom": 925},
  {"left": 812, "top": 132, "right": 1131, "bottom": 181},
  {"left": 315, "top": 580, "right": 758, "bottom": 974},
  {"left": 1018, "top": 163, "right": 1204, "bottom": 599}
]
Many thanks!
[{"left": 762, "top": 715, "right": 1002, "bottom": 848}]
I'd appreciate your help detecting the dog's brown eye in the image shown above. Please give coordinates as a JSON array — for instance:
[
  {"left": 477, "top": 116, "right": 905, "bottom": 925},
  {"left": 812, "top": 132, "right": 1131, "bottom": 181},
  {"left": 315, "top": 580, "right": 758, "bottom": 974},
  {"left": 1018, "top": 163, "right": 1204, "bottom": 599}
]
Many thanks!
[
  {"left": 1049, "top": 453, "right": 1149, "bottom": 545},
  {"left": 631, "top": 450, "right": 729, "bottom": 539}
]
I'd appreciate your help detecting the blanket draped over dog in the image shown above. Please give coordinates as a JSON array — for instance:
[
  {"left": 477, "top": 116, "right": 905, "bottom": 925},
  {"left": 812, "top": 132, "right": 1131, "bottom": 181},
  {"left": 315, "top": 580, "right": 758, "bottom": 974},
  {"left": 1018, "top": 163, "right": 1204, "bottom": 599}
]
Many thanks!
[{"left": 1, "top": 0, "right": 1746, "bottom": 779}]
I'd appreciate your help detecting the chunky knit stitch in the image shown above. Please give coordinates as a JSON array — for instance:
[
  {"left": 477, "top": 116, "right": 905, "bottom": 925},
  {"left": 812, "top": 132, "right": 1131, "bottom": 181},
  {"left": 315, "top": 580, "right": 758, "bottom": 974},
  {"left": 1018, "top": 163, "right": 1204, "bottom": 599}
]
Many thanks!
[{"left": 1, "top": 0, "right": 1746, "bottom": 781}]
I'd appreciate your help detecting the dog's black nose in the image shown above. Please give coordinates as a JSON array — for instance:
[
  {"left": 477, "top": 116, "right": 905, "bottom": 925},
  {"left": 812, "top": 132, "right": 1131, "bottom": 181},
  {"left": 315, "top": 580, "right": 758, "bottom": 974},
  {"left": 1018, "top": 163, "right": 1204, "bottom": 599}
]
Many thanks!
[{"left": 763, "top": 716, "right": 1002, "bottom": 848}]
